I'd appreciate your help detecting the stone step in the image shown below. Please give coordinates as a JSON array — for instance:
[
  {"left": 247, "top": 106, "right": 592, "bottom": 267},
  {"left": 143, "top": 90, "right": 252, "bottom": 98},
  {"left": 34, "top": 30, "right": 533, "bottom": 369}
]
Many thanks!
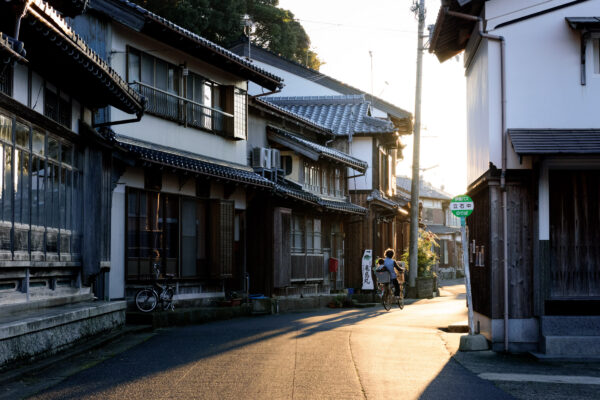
[
  {"left": 543, "top": 335, "right": 600, "bottom": 356},
  {"left": 541, "top": 316, "right": 600, "bottom": 336}
]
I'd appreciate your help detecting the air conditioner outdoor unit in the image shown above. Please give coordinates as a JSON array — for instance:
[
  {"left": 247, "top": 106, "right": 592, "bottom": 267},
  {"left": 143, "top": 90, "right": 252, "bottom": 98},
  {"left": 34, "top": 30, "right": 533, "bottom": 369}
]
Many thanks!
[
  {"left": 251, "top": 147, "right": 272, "bottom": 169},
  {"left": 271, "top": 149, "right": 281, "bottom": 170}
]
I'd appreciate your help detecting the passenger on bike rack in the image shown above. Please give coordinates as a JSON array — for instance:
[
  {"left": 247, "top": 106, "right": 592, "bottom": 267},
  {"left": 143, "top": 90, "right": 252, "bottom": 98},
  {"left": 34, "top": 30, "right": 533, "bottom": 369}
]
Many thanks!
[{"left": 376, "top": 249, "right": 400, "bottom": 297}]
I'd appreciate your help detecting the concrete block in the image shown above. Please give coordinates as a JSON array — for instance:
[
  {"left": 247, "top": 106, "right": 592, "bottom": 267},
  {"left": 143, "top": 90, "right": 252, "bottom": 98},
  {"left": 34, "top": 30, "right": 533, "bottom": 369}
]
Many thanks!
[{"left": 459, "top": 334, "right": 489, "bottom": 351}]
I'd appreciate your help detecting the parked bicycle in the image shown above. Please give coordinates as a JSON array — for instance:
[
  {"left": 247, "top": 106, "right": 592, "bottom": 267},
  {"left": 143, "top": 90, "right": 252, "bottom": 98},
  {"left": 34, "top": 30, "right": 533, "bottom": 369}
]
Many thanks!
[
  {"left": 135, "top": 263, "right": 175, "bottom": 312},
  {"left": 375, "top": 269, "right": 404, "bottom": 311}
]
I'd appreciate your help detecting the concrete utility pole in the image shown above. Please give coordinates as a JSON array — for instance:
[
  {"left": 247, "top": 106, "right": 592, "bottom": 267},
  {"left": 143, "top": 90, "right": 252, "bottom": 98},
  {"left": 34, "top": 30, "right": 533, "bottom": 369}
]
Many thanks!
[{"left": 408, "top": 0, "right": 425, "bottom": 289}]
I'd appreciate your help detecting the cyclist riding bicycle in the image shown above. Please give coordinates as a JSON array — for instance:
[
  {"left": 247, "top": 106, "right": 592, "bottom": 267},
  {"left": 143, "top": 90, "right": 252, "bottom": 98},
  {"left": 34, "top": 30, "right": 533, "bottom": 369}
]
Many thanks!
[{"left": 376, "top": 249, "right": 401, "bottom": 297}]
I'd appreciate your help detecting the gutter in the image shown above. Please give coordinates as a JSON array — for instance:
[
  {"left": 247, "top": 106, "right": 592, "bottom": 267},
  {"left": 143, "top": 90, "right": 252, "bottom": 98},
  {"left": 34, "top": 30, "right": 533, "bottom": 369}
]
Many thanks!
[{"left": 445, "top": 8, "right": 510, "bottom": 353}]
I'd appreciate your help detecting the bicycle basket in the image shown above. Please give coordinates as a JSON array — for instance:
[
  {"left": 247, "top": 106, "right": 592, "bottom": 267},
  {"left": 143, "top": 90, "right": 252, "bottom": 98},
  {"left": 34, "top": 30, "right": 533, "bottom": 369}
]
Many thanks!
[{"left": 375, "top": 270, "right": 391, "bottom": 283}]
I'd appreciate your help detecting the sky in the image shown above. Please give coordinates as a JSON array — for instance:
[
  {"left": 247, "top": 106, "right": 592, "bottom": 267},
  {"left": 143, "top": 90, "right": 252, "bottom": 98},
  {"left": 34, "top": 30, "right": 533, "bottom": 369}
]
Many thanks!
[{"left": 278, "top": 0, "right": 467, "bottom": 196}]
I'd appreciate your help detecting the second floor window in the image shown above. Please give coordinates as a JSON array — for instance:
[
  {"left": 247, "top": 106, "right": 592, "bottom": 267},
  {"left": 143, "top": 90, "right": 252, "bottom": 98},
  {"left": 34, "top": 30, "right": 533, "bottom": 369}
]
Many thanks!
[
  {"left": 127, "top": 47, "right": 247, "bottom": 140},
  {"left": 303, "top": 161, "right": 346, "bottom": 198},
  {"left": 44, "top": 83, "right": 71, "bottom": 128}
]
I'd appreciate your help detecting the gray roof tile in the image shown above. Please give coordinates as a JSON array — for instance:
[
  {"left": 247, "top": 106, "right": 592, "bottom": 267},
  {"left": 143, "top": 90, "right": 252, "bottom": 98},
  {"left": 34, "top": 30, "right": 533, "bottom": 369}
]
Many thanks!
[
  {"left": 396, "top": 176, "right": 452, "bottom": 200},
  {"left": 265, "top": 95, "right": 396, "bottom": 136}
]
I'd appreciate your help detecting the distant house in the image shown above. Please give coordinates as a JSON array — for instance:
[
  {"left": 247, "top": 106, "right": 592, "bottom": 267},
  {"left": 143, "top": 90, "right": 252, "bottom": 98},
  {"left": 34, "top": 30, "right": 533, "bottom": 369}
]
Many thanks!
[
  {"left": 246, "top": 96, "right": 367, "bottom": 295},
  {"left": 396, "top": 177, "right": 462, "bottom": 277},
  {"left": 229, "top": 42, "right": 413, "bottom": 289},
  {"left": 430, "top": 0, "right": 600, "bottom": 356}
]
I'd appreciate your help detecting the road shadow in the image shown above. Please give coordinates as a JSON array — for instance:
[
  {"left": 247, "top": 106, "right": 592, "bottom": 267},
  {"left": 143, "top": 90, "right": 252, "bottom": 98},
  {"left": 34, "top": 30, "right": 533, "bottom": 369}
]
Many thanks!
[
  {"left": 418, "top": 358, "right": 517, "bottom": 399},
  {"left": 26, "top": 308, "right": 388, "bottom": 399}
]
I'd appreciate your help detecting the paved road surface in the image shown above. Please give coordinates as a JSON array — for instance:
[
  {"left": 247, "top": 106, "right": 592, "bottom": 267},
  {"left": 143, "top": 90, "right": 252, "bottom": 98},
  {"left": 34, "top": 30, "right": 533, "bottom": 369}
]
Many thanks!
[{"left": 20, "top": 282, "right": 513, "bottom": 399}]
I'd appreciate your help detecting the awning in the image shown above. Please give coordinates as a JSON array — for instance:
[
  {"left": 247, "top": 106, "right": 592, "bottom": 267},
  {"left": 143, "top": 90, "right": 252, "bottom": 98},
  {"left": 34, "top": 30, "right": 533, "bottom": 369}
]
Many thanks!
[
  {"left": 274, "top": 180, "right": 366, "bottom": 215},
  {"left": 509, "top": 129, "right": 600, "bottom": 155},
  {"left": 18, "top": 0, "right": 145, "bottom": 114},
  {"left": 319, "top": 199, "right": 367, "bottom": 215},
  {"left": 566, "top": 17, "right": 600, "bottom": 31},
  {"left": 267, "top": 126, "right": 368, "bottom": 172},
  {"left": 113, "top": 135, "right": 274, "bottom": 188}
]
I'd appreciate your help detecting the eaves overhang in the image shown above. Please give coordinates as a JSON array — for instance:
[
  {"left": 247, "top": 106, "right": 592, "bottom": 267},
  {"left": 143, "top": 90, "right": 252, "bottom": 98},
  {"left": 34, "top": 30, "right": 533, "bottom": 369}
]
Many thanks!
[
  {"left": 267, "top": 125, "right": 368, "bottom": 172},
  {"left": 429, "top": 0, "right": 484, "bottom": 63},
  {"left": 509, "top": 129, "right": 600, "bottom": 155},
  {"left": 90, "top": 0, "right": 284, "bottom": 92},
  {"left": 112, "top": 135, "right": 274, "bottom": 189},
  {"left": 17, "top": 0, "right": 144, "bottom": 114}
]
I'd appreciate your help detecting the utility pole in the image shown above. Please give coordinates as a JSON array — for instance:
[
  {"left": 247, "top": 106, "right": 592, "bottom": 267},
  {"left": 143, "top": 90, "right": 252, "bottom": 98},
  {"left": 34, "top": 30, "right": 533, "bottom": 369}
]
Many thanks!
[{"left": 408, "top": 0, "right": 425, "bottom": 289}]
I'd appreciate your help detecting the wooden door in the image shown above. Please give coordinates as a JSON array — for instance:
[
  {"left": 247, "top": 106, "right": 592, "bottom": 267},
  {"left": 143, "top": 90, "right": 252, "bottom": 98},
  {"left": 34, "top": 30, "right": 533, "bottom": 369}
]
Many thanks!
[{"left": 549, "top": 170, "right": 600, "bottom": 299}]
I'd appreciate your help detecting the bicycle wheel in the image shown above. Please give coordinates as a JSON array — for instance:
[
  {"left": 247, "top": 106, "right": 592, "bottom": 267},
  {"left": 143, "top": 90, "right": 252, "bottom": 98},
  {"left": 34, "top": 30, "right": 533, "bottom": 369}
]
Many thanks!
[
  {"left": 135, "top": 288, "right": 158, "bottom": 312},
  {"left": 397, "top": 291, "right": 404, "bottom": 310},
  {"left": 382, "top": 286, "right": 392, "bottom": 311},
  {"left": 161, "top": 287, "right": 174, "bottom": 311}
]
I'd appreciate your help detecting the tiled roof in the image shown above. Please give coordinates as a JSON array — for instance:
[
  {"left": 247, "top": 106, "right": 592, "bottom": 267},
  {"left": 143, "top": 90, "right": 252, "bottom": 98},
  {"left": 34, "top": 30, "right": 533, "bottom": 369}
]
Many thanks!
[
  {"left": 274, "top": 180, "right": 366, "bottom": 215},
  {"left": 396, "top": 176, "right": 452, "bottom": 200},
  {"left": 20, "top": 0, "right": 144, "bottom": 114},
  {"left": 508, "top": 129, "right": 600, "bottom": 155},
  {"left": 267, "top": 126, "right": 368, "bottom": 172},
  {"left": 274, "top": 181, "right": 320, "bottom": 205},
  {"left": 251, "top": 97, "right": 333, "bottom": 137},
  {"left": 91, "top": 0, "right": 283, "bottom": 91},
  {"left": 319, "top": 199, "right": 367, "bottom": 215},
  {"left": 113, "top": 135, "right": 274, "bottom": 188},
  {"left": 0, "top": 33, "right": 26, "bottom": 64},
  {"left": 265, "top": 95, "right": 396, "bottom": 136}
]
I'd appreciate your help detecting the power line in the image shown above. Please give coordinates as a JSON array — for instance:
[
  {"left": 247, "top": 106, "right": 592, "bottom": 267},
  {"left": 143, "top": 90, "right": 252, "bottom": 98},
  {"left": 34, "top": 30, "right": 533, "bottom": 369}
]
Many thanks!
[{"left": 295, "top": 18, "right": 418, "bottom": 34}]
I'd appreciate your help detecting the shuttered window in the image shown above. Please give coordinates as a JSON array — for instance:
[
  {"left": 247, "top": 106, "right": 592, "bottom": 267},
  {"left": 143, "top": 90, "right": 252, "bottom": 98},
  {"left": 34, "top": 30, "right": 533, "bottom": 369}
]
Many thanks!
[{"left": 210, "top": 199, "right": 234, "bottom": 278}]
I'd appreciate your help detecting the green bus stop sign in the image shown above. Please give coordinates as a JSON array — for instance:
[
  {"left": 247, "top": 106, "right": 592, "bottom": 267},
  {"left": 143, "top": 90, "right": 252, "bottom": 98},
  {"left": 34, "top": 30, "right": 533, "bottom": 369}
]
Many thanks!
[{"left": 451, "top": 195, "right": 474, "bottom": 218}]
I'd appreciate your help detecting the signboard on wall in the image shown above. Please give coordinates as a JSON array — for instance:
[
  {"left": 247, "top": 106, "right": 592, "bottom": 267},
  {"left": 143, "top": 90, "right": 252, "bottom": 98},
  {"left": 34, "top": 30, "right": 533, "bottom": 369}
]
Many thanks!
[{"left": 361, "top": 249, "right": 374, "bottom": 290}]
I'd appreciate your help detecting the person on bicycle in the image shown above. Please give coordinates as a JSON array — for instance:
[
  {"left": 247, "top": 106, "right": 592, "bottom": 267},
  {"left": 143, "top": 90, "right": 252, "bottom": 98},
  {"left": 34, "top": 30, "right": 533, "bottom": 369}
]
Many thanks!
[{"left": 376, "top": 249, "right": 401, "bottom": 297}]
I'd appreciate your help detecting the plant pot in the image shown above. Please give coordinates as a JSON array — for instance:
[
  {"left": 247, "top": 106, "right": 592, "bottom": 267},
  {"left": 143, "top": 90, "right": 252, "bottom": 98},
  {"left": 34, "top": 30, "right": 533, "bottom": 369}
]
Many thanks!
[{"left": 416, "top": 277, "right": 434, "bottom": 299}]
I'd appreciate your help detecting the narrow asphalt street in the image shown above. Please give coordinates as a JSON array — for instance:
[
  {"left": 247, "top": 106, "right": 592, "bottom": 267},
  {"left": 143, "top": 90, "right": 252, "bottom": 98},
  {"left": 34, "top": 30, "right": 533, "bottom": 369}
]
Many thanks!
[{"left": 9, "top": 281, "right": 514, "bottom": 399}]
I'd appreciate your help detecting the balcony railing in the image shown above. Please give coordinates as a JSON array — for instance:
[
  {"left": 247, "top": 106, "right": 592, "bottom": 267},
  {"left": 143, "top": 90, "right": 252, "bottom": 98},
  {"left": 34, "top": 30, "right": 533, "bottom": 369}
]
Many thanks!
[{"left": 131, "top": 82, "right": 233, "bottom": 136}]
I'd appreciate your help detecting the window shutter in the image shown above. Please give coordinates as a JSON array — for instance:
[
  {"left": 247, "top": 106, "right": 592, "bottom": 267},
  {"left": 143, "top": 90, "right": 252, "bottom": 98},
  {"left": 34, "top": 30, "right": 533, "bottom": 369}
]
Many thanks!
[
  {"left": 210, "top": 200, "right": 234, "bottom": 278},
  {"left": 273, "top": 207, "right": 292, "bottom": 288}
]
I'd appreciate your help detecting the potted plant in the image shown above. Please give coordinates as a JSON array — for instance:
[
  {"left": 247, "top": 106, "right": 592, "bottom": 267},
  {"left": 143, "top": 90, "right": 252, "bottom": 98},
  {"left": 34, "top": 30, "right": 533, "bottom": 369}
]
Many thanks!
[{"left": 400, "top": 229, "right": 439, "bottom": 298}]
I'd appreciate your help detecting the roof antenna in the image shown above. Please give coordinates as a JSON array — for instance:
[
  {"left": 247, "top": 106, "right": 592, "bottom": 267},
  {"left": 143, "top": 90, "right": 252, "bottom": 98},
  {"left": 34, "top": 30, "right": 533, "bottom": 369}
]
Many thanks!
[{"left": 369, "top": 50, "right": 374, "bottom": 105}]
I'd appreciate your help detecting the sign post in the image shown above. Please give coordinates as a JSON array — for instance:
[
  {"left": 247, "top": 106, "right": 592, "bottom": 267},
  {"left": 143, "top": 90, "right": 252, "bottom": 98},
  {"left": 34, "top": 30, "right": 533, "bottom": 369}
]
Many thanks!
[
  {"left": 451, "top": 195, "right": 475, "bottom": 335},
  {"left": 361, "top": 249, "right": 374, "bottom": 290}
]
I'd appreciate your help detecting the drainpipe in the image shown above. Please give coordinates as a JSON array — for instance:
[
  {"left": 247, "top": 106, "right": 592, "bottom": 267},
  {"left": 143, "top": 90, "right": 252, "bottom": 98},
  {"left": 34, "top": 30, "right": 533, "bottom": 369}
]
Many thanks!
[
  {"left": 445, "top": 9, "right": 509, "bottom": 352},
  {"left": 252, "top": 89, "right": 282, "bottom": 99}
]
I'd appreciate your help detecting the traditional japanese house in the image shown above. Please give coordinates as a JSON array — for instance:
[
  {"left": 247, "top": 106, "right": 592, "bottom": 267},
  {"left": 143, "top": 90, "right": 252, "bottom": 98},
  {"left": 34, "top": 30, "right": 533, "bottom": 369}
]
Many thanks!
[
  {"left": 73, "top": 0, "right": 283, "bottom": 306},
  {"left": 263, "top": 95, "right": 409, "bottom": 290},
  {"left": 0, "top": 0, "right": 144, "bottom": 367},
  {"left": 429, "top": 0, "right": 600, "bottom": 356},
  {"left": 229, "top": 42, "right": 413, "bottom": 290},
  {"left": 246, "top": 97, "right": 367, "bottom": 296}
]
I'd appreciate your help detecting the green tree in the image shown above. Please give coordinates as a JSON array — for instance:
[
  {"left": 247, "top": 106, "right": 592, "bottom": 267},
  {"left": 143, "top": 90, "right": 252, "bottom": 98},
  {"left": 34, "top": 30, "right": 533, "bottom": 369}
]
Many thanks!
[
  {"left": 400, "top": 229, "right": 439, "bottom": 278},
  {"left": 131, "top": 0, "right": 322, "bottom": 70}
]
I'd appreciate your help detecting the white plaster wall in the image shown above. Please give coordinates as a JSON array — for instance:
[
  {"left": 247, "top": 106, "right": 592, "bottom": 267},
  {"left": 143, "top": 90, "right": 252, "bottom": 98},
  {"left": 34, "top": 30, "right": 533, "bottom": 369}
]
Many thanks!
[
  {"left": 248, "top": 60, "right": 341, "bottom": 98},
  {"left": 247, "top": 114, "right": 268, "bottom": 152},
  {"left": 108, "top": 24, "right": 249, "bottom": 165},
  {"left": 248, "top": 59, "right": 391, "bottom": 119},
  {"left": 486, "top": 0, "right": 574, "bottom": 30},
  {"left": 465, "top": 1, "right": 598, "bottom": 185},
  {"left": 109, "top": 182, "right": 126, "bottom": 299},
  {"left": 348, "top": 137, "right": 372, "bottom": 191},
  {"left": 497, "top": 2, "right": 600, "bottom": 130},
  {"left": 13, "top": 63, "right": 28, "bottom": 106},
  {"left": 466, "top": 40, "right": 491, "bottom": 184}
]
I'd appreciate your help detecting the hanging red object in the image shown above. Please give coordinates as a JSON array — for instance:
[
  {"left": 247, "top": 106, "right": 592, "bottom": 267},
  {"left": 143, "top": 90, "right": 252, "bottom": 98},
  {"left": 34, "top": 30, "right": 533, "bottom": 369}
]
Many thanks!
[{"left": 328, "top": 257, "right": 339, "bottom": 273}]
